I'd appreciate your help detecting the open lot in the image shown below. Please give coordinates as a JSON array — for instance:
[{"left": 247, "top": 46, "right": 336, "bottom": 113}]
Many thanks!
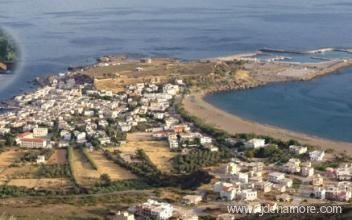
[
  {"left": 48, "top": 149, "right": 68, "bottom": 164},
  {"left": 87, "top": 58, "right": 214, "bottom": 92},
  {"left": 120, "top": 133, "right": 178, "bottom": 173},
  {"left": 88, "top": 151, "right": 136, "bottom": 180},
  {"left": 7, "top": 178, "right": 72, "bottom": 189}
]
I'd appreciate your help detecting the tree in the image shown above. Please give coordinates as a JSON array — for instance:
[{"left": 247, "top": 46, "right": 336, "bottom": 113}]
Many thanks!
[{"left": 99, "top": 174, "right": 112, "bottom": 187}]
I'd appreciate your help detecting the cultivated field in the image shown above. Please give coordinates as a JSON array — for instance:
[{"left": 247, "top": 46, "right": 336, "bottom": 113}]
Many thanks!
[
  {"left": 48, "top": 149, "right": 68, "bottom": 164},
  {"left": 88, "top": 151, "right": 136, "bottom": 180},
  {"left": 7, "top": 178, "right": 72, "bottom": 189},
  {"left": 120, "top": 133, "right": 178, "bottom": 173}
]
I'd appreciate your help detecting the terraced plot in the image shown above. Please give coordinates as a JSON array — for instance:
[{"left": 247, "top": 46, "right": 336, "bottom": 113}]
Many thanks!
[
  {"left": 121, "top": 136, "right": 177, "bottom": 173},
  {"left": 48, "top": 149, "right": 68, "bottom": 164},
  {"left": 88, "top": 151, "right": 136, "bottom": 180},
  {"left": 71, "top": 149, "right": 100, "bottom": 186},
  {"left": 8, "top": 178, "right": 72, "bottom": 189}
]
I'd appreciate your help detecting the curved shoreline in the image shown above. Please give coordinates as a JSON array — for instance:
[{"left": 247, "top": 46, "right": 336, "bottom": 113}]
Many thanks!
[{"left": 183, "top": 92, "right": 352, "bottom": 153}]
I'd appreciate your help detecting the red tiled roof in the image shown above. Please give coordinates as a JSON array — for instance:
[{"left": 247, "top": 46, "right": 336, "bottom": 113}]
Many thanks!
[
  {"left": 16, "top": 132, "right": 33, "bottom": 138},
  {"left": 21, "top": 138, "right": 45, "bottom": 143}
]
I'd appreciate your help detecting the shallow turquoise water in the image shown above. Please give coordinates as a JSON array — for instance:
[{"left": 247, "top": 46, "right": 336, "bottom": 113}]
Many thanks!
[{"left": 206, "top": 68, "right": 352, "bottom": 142}]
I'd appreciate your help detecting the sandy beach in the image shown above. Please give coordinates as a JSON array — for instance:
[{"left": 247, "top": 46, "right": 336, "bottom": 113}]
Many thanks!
[{"left": 183, "top": 92, "right": 352, "bottom": 154}]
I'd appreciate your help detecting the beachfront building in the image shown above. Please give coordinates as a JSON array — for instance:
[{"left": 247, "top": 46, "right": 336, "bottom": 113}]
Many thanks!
[
  {"left": 244, "top": 138, "right": 266, "bottom": 149},
  {"left": 309, "top": 150, "right": 325, "bottom": 161},
  {"left": 289, "top": 145, "right": 307, "bottom": 155}
]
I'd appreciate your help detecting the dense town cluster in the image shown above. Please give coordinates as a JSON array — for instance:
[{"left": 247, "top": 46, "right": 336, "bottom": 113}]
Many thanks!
[{"left": 0, "top": 59, "right": 352, "bottom": 219}]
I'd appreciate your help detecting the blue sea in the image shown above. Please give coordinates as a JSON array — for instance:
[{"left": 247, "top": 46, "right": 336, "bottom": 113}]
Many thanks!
[{"left": 1, "top": 0, "right": 352, "bottom": 142}]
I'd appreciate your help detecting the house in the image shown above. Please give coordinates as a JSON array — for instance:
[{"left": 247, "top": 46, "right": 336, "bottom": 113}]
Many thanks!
[
  {"left": 244, "top": 139, "right": 266, "bottom": 148},
  {"left": 336, "top": 168, "right": 352, "bottom": 181},
  {"left": 289, "top": 145, "right": 307, "bottom": 155},
  {"left": 255, "top": 181, "right": 273, "bottom": 193},
  {"left": 163, "top": 84, "right": 179, "bottom": 95},
  {"left": 203, "top": 143, "right": 219, "bottom": 152},
  {"left": 214, "top": 182, "right": 239, "bottom": 201},
  {"left": 235, "top": 172, "right": 249, "bottom": 184},
  {"left": 168, "top": 134, "right": 179, "bottom": 149},
  {"left": 280, "top": 178, "right": 293, "bottom": 188},
  {"left": 33, "top": 127, "right": 48, "bottom": 137},
  {"left": 273, "top": 184, "right": 286, "bottom": 193},
  {"left": 107, "top": 211, "right": 135, "bottom": 220},
  {"left": 60, "top": 130, "right": 72, "bottom": 141},
  {"left": 36, "top": 155, "right": 46, "bottom": 164},
  {"left": 75, "top": 132, "right": 87, "bottom": 144},
  {"left": 309, "top": 150, "right": 325, "bottom": 161},
  {"left": 182, "top": 195, "right": 202, "bottom": 205},
  {"left": 134, "top": 199, "right": 173, "bottom": 220},
  {"left": 240, "top": 189, "right": 257, "bottom": 201},
  {"left": 200, "top": 136, "right": 212, "bottom": 145},
  {"left": 311, "top": 174, "right": 324, "bottom": 186},
  {"left": 220, "top": 185, "right": 237, "bottom": 201},
  {"left": 268, "top": 172, "right": 285, "bottom": 183},
  {"left": 283, "top": 158, "right": 301, "bottom": 173},
  {"left": 301, "top": 166, "right": 314, "bottom": 177},
  {"left": 314, "top": 187, "right": 326, "bottom": 200},
  {"left": 225, "top": 162, "right": 238, "bottom": 175}
]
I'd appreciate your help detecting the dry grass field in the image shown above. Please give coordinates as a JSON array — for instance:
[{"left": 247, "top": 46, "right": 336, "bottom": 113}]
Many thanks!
[
  {"left": 0, "top": 149, "right": 24, "bottom": 166},
  {"left": 0, "top": 149, "right": 27, "bottom": 184},
  {"left": 70, "top": 149, "right": 100, "bottom": 186},
  {"left": 120, "top": 133, "right": 178, "bottom": 173},
  {"left": 7, "top": 178, "right": 72, "bottom": 189},
  {"left": 88, "top": 151, "right": 136, "bottom": 180},
  {"left": 48, "top": 149, "right": 68, "bottom": 164},
  {"left": 87, "top": 58, "right": 214, "bottom": 92}
]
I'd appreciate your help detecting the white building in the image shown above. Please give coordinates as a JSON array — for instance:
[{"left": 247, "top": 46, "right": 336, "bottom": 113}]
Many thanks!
[
  {"left": 314, "top": 187, "right": 326, "bottom": 200},
  {"left": 309, "top": 150, "right": 325, "bottom": 161},
  {"left": 168, "top": 134, "right": 179, "bottom": 149},
  {"left": 36, "top": 155, "right": 46, "bottom": 164},
  {"left": 240, "top": 189, "right": 257, "bottom": 201},
  {"left": 135, "top": 199, "right": 173, "bottom": 220},
  {"left": 268, "top": 172, "right": 285, "bottom": 183},
  {"left": 244, "top": 139, "right": 266, "bottom": 148},
  {"left": 33, "top": 127, "right": 48, "bottom": 137},
  {"left": 225, "top": 162, "right": 238, "bottom": 175},
  {"left": 301, "top": 166, "right": 314, "bottom": 177},
  {"left": 289, "top": 145, "right": 307, "bottom": 155}
]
